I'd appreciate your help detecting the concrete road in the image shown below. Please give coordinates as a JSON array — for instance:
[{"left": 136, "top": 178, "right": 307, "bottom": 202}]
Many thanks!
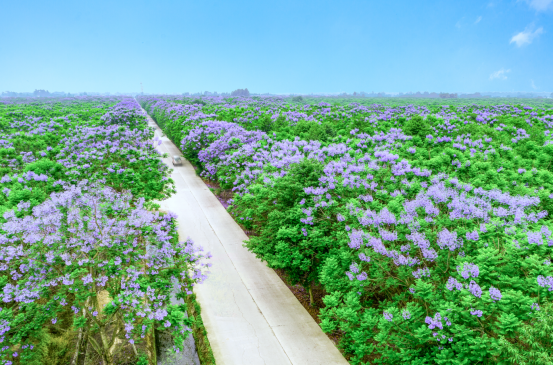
[{"left": 146, "top": 113, "right": 348, "bottom": 365}]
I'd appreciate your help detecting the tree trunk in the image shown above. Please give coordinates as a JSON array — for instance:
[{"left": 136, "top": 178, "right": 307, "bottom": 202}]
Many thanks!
[
  {"left": 141, "top": 255, "right": 156, "bottom": 365},
  {"left": 308, "top": 285, "right": 314, "bottom": 306},
  {"left": 99, "top": 327, "right": 114, "bottom": 365},
  {"left": 72, "top": 303, "right": 89, "bottom": 364},
  {"left": 101, "top": 352, "right": 113, "bottom": 366},
  {"left": 77, "top": 331, "right": 89, "bottom": 365},
  {"left": 146, "top": 324, "right": 157, "bottom": 365},
  {"left": 71, "top": 326, "right": 84, "bottom": 365}
]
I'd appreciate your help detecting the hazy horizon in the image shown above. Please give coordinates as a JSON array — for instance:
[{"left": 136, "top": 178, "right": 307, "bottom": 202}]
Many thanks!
[{"left": 0, "top": 89, "right": 552, "bottom": 96}]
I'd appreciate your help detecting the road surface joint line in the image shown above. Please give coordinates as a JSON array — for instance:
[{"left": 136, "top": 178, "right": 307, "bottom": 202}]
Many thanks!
[
  {"left": 173, "top": 154, "right": 290, "bottom": 365},
  {"left": 159, "top": 130, "right": 294, "bottom": 364},
  {"left": 231, "top": 290, "right": 265, "bottom": 365},
  {"left": 140, "top": 104, "right": 345, "bottom": 365},
  {"left": 142, "top": 107, "right": 291, "bottom": 364}
]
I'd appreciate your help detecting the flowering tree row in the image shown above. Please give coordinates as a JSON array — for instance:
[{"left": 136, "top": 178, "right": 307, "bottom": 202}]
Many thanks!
[
  {"left": 0, "top": 97, "right": 209, "bottom": 365},
  {"left": 139, "top": 95, "right": 552, "bottom": 365}
]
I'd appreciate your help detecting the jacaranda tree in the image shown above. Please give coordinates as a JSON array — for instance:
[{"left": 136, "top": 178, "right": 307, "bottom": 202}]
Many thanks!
[{"left": 0, "top": 181, "right": 210, "bottom": 365}]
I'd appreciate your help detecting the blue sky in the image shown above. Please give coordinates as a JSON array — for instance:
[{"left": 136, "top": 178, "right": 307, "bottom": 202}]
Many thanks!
[{"left": 1, "top": 0, "right": 552, "bottom": 94}]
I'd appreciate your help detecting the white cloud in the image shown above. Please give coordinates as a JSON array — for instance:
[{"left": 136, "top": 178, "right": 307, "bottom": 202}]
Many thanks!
[
  {"left": 521, "top": 0, "right": 553, "bottom": 11},
  {"left": 455, "top": 19, "right": 463, "bottom": 28},
  {"left": 510, "top": 27, "right": 543, "bottom": 47},
  {"left": 531, "top": 80, "right": 537, "bottom": 89},
  {"left": 475, "top": 16, "right": 482, "bottom": 24},
  {"left": 490, "top": 68, "right": 511, "bottom": 80}
]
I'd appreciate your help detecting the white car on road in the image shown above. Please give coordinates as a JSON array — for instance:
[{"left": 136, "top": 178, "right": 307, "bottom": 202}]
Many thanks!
[{"left": 172, "top": 156, "right": 183, "bottom": 166}]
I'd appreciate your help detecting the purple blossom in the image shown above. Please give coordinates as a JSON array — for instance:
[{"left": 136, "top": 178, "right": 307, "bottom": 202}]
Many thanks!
[
  {"left": 412, "top": 267, "right": 430, "bottom": 279},
  {"left": 358, "top": 252, "right": 371, "bottom": 262},
  {"left": 0, "top": 177, "right": 209, "bottom": 356},
  {"left": 422, "top": 248, "right": 438, "bottom": 261},
  {"left": 468, "top": 280, "right": 482, "bottom": 298},
  {"left": 349, "top": 263, "right": 360, "bottom": 274},
  {"left": 425, "top": 313, "right": 443, "bottom": 330},
  {"left": 379, "top": 228, "right": 398, "bottom": 241},
  {"left": 348, "top": 230, "right": 363, "bottom": 249},
  {"left": 446, "top": 277, "right": 463, "bottom": 291},
  {"left": 457, "top": 263, "right": 479, "bottom": 279},
  {"left": 537, "top": 275, "right": 553, "bottom": 291},
  {"left": 527, "top": 231, "right": 543, "bottom": 245},
  {"left": 470, "top": 308, "right": 483, "bottom": 317},
  {"left": 489, "top": 287, "right": 502, "bottom": 302},
  {"left": 466, "top": 231, "right": 479, "bottom": 241},
  {"left": 82, "top": 274, "right": 93, "bottom": 285},
  {"left": 436, "top": 228, "right": 463, "bottom": 251}
]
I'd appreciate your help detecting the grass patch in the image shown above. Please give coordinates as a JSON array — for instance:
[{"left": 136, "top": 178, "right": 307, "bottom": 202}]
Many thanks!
[{"left": 185, "top": 293, "right": 216, "bottom": 365}]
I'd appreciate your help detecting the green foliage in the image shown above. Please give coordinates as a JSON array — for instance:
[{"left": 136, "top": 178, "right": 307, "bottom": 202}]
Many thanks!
[
  {"left": 19, "top": 329, "right": 74, "bottom": 365},
  {"left": 403, "top": 115, "right": 432, "bottom": 137},
  {"left": 236, "top": 159, "right": 339, "bottom": 288},
  {"left": 136, "top": 354, "right": 149, "bottom": 365},
  {"left": 141, "top": 95, "right": 553, "bottom": 365},
  {"left": 0, "top": 97, "right": 199, "bottom": 365},
  {"left": 191, "top": 98, "right": 206, "bottom": 106},
  {"left": 496, "top": 301, "right": 553, "bottom": 365},
  {"left": 184, "top": 293, "right": 216, "bottom": 365}
]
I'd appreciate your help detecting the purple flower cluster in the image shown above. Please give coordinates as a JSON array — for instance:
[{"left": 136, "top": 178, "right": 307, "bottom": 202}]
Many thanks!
[
  {"left": 468, "top": 280, "right": 482, "bottom": 298},
  {"left": 537, "top": 275, "right": 553, "bottom": 291},
  {"left": 0, "top": 180, "right": 209, "bottom": 357},
  {"left": 446, "top": 277, "right": 463, "bottom": 291},
  {"left": 470, "top": 308, "right": 483, "bottom": 317},
  {"left": 412, "top": 267, "right": 431, "bottom": 279},
  {"left": 489, "top": 287, "right": 502, "bottom": 302},
  {"left": 425, "top": 313, "right": 443, "bottom": 330},
  {"left": 457, "top": 263, "right": 479, "bottom": 279}
]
